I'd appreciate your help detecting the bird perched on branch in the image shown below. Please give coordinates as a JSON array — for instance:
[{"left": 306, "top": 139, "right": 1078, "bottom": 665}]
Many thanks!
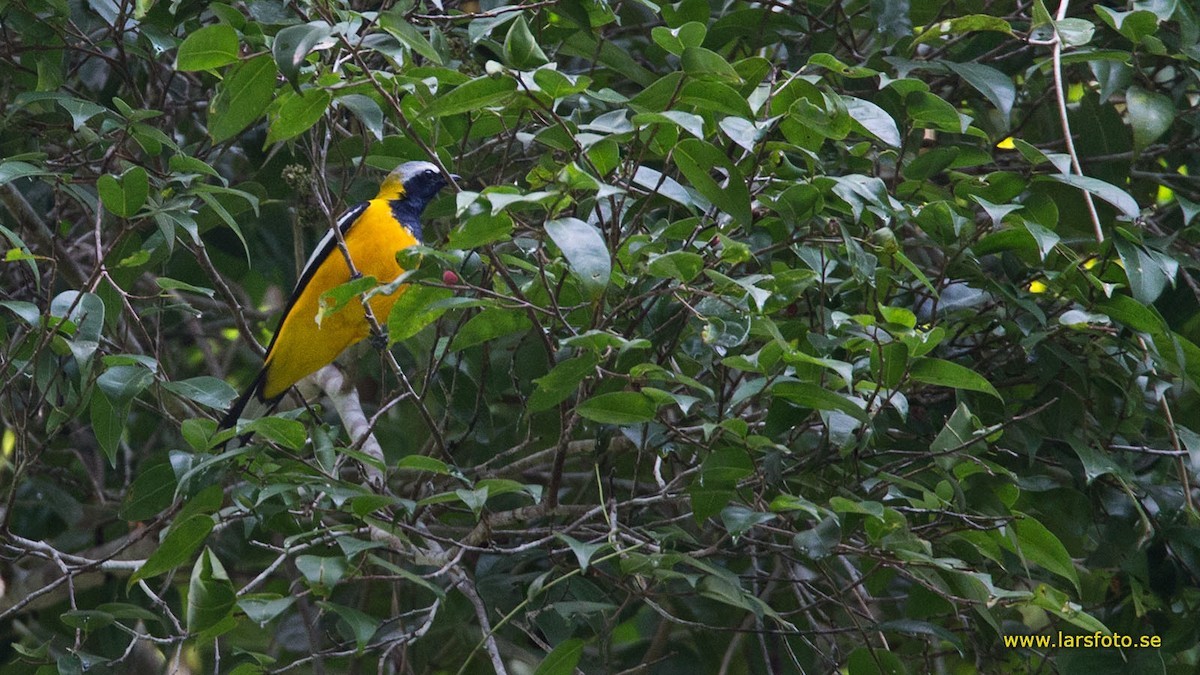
[{"left": 219, "top": 160, "right": 453, "bottom": 431}]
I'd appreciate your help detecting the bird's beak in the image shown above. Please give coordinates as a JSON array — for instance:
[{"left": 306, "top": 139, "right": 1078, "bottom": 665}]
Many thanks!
[{"left": 447, "top": 173, "right": 462, "bottom": 189}]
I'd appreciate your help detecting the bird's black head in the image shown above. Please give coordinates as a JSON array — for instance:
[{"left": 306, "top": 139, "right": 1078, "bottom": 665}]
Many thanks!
[
  {"left": 383, "top": 161, "right": 455, "bottom": 241},
  {"left": 384, "top": 161, "right": 451, "bottom": 206}
]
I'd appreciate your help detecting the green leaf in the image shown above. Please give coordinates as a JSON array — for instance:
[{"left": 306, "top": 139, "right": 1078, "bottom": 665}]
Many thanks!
[
  {"left": 930, "top": 402, "right": 985, "bottom": 455},
  {"left": 720, "top": 505, "right": 775, "bottom": 540},
  {"left": 379, "top": 11, "right": 444, "bottom": 65},
  {"left": 791, "top": 516, "right": 841, "bottom": 560},
  {"left": 176, "top": 24, "right": 239, "bottom": 71},
  {"left": 1114, "top": 238, "right": 1176, "bottom": 305},
  {"left": 674, "top": 138, "right": 751, "bottom": 227},
  {"left": 503, "top": 16, "right": 549, "bottom": 69},
  {"left": 678, "top": 81, "right": 754, "bottom": 119},
  {"left": 90, "top": 390, "right": 123, "bottom": 466},
  {"left": 337, "top": 94, "right": 384, "bottom": 140},
  {"left": 97, "top": 166, "right": 149, "bottom": 218},
  {"left": 842, "top": 96, "right": 901, "bottom": 147},
  {"left": 907, "top": 91, "right": 966, "bottom": 133},
  {"left": 387, "top": 285, "right": 452, "bottom": 343},
  {"left": 448, "top": 212, "right": 513, "bottom": 249},
  {"left": 272, "top": 22, "right": 331, "bottom": 88},
  {"left": 808, "top": 53, "right": 879, "bottom": 78},
  {"left": 1094, "top": 7, "right": 1160, "bottom": 43},
  {"left": 874, "top": 341, "right": 909, "bottom": 389},
  {"left": 423, "top": 75, "right": 517, "bottom": 118},
  {"left": 913, "top": 14, "right": 1014, "bottom": 45},
  {"left": 556, "top": 533, "right": 606, "bottom": 572},
  {"left": 1096, "top": 295, "right": 1166, "bottom": 335},
  {"left": 647, "top": 250, "right": 705, "bottom": 283},
  {"left": 772, "top": 381, "right": 869, "bottom": 423},
  {"left": 208, "top": 55, "right": 278, "bottom": 143},
  {"left": 943, "top": 61, "right": 1016, "bottom": 123},
  {"left": 690, "top": 447, "right": 754, "bottom": 522},
  {"left": 545, "top": 218, "right": 610, "bottom": 298},
  {"left": 395, "top": 455, "right": 453, "bottom": 475},
  {"left": 266, "top": 88, "right": 331, "bottom": 145},
  {"left": 119, "top": 463, "right": 178, "bottom": 521},
  {"left": 1053, "top": 17, "right": 1096, "bottom": 47},
  {"left": 1027, "top": 584, "right": 1109, "bottom": 634},
  {"left": 60, "top": 610, "right": 114, "bottom": 632},
  {"left": 1005, "top": 513, "right": 1081, "bottom": 593},
  {"left": 681, "top": 46, "right": 740, "bottom": 82},
  {"left": 238, "top": 594, "right": 296, "bottom": 627},
  {"left": 246, "top": 417, "right": 307, "bottom": 451},
  {"left": 576, "top": 391, "right": 657, "bottom": 425},
  {"left": 529, "top": 353, "right": 599, "bottom": 411},
  {"left": 295, "top": 555, "right": 348, "bottom": 589},
  {"left": 534, "top": 638, "right": 585, "bottom": 675},
  {"left": 1041, "top": 174, "right": 1139, "bottom": 219},
  {"left": 909, "top": 358, "right": 1002, "bottom": 400},
  {"left": 130, "top": 514, "right": 214, "bottom": 586},
  {"left": 651, "top": 22, "right": 705, "bottom": 55},
  {"left": 1126, "top": 85, "right": 1174, "bottom": 151},
  {"left": 316, "top": 275, "right": 377, "bottom": 326},
  {"left": 450, "top": 308, "right": 532, "bottom": 351},
  {"left": 320, "top": 601, "right": 380, "bottom": 652},
  {"left": 162, "top": 376, "right": 236, "bottom": 410},
  {"left": 187, "top": 548, "right": 236, "bottom": 633},
  {"left": 847, "top": 646, "right": 908, "bottom": 675},
  {"left": 455, "top": 486, "right": 489, "bottom": 516}
]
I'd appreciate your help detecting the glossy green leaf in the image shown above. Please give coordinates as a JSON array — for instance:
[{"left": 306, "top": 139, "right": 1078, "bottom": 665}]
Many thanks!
[
  {"left": 576, "top": 391, "right": 657, "bottom": 425},
  {"left": 842, "top": 95, "right": 901, "bottom": 147},
  {"left": 681, "top": 46, "right": 740, "bottom": 82},
  {"left": 529, "top": 353, "right": 600, "bottom": 411},
  {"left": 129, "top": 514, "right": 214, "bottom": 586},
  {"left": 1005, "top": 514, "right": 1081, "bottom": 593},
  {"left": 504, "top": 16, "right": 549, "bottom": 69},
  {"left": 295, "top": 555, "right": 348, "bottom": 589},
  {"left": 450, "top": 308, "right": 532, "bottom": 350},
  {"left": 909, "top": 358, "right": 1002, "bottom": 400},
  {"left": 534, "top": 638, "right": 585, "bottom": 675},
  {"left": 176, "top": 24, "right": 239, "bottom": 71},
  {"left": 272, "top": 22, "right": 331, "bottom": 87},
  {"left": 208, "top": 55, "right": 278, "bottom": 143},
  {"left": 647, "top": 250, "right": 704, "bottom": 283},
  {"left": 673, "top": 138, "right": 752, "bottom": 227},
  {"left": 266, "top": 88, "right": 331, "bottom": 145},
  {"left": 380, "top": 11, "right": 443, "bottom": 64},
  {"left": 388, "top": 285, "right": 453, "bottom": 343},
  {"left": 321, "top": 601, "right": 380, "bottom": 651},
  {"left": 773, "top": 382, "right": 869, "bottom": 423},
  {"left": 423, "top": 75, "right": 517, "bottom": 118},
  {"left": 238, "top": 594, "right": 296, "bottom": 627},
  {"left": 545, "top": 218, "right": 610, "bottom": 298},
  {"left": 97, "top": 166, "right": 149, "bottom": 218},
  {"left": 1126, "top": 86, "right": 1174, "bottom": 151},
  {"left": 1042, "top": 174, "right": 1140, "bottom": 218},
  {"left": 187, "top": 548, "right": 236, "bottom": 633},
  {"left": 119, "top": 463, "right": 177, "bottom": 521},
  {"left": 944, "top": 61, "right": 1016, "bottom": 123}
]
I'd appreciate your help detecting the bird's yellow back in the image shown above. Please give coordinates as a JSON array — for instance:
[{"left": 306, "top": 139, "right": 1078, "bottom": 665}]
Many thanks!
[
  {"left": 259, "top": 196, "right": 418, "bottom": 399},
  {"left": 219, "top": 160, "right": 450, "bottom": 431}
]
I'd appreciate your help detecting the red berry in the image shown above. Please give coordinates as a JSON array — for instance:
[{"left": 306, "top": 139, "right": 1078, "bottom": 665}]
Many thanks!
[{"left": 442, "top": 270, "right": 460, "bottom": 285}]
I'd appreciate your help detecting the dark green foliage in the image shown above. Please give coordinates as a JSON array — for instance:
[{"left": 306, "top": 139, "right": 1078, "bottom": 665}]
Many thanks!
[{"left": 2, "top": 0, "right": 1200, "bottom": 673}]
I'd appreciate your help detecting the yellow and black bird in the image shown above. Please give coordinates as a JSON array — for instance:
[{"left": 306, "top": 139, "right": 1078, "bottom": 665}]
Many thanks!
[{"left": 220, "top": 160, "right": 452, "bottom": 431}]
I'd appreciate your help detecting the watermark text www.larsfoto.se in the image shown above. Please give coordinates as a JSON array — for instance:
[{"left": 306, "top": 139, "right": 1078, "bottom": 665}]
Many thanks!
[{"left": 1003, "top": 631, "right": 1161, "bottom": 649}]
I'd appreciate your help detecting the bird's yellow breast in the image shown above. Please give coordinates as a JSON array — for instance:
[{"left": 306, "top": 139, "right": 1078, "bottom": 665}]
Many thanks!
[{"left": 260, "top": 200, "right": 418, "bottom": 399}]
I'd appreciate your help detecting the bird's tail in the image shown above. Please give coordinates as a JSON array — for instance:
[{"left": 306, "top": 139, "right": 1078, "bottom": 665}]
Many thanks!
[{"left": 219, "top": 367, "right": 269, "bottom": 432}]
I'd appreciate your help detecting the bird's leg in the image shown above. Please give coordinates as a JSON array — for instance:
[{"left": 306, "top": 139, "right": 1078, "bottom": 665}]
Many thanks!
[{"left": 368, "top": 327, "right": 389, "bottom": 351}]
